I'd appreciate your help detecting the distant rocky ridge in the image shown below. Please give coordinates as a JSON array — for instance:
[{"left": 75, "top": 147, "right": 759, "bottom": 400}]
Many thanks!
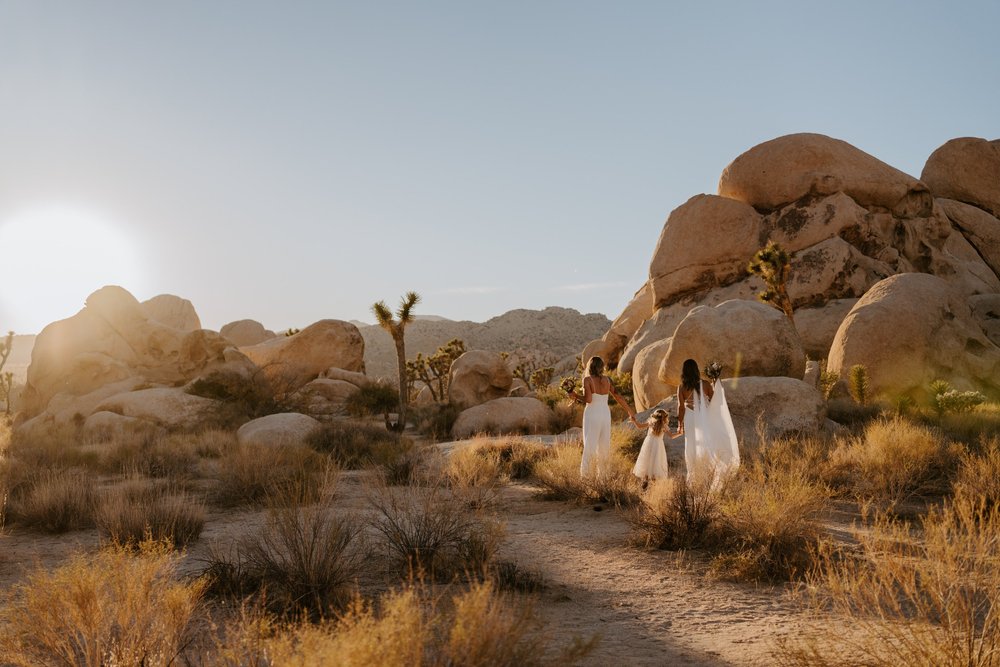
[{"left": 359, "top": 307, "right": 611, "bottom": 380}]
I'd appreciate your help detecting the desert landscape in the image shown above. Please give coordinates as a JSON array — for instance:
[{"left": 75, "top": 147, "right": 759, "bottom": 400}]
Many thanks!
[{"left": 1, "top": 130, "right": 1000, "bottom": 666}]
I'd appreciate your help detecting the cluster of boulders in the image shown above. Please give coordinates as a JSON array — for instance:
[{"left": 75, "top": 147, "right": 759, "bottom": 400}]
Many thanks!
[
  {"left": 587, "top": 133, "right": 1000, "bottom": 442},
  {"left": 16, "top": 285, "right": 368, "bottom": 442}
]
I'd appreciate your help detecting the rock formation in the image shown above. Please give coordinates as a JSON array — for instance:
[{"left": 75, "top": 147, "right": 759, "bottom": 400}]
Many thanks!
[
  {"left": 451, "top": 396, "right": 552, "bottom": 439},
  {"left": 239, "top": 320, "right": 365, "bottom": 390},
  {"left": 220, "top": 319, "right": 277, "bottom": 347},
  {"left": 448, "top": 350, "right": 514, "bottom": 408},
  {"left": 587, "top": 132, "right": 1000, "bottom": 406}
]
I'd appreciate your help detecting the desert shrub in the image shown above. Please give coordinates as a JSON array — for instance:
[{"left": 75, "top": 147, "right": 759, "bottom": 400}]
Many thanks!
[
  {"left": 366, "top": 479, "right": 504, "bottom": 578},
  {"left": 954, "top": 438, "right": 1000, "bottom": 508},
  {"left": 95, "top": 479, "right": 205, "bottom": 548},
  {"left": 709, "top": 465, "right": 829, "bottom": 582},
  {"left": 100, "top": 432, "right": 199, "bottom": 479},
  {"left": 445, "top": 444, "right": 506, "bottom": 510},
  {"left": 213, "top": 443, "right": 327, "bottom": 507},
  {"left": 307, "top": 421, "right": 410, "bottom": 469},
  {"left": 409, "top": 401, "right": 462, "bottom": 441},
  {"left": 183, "top": 428, "right": 240, "bottom": 458},
  {"left": 188, "top": 366, "right": 304, "bottom": 424},
  {"left": 548, "top": 402, "right": 582, "bottom": 433},
  {"left": 833, "top": 416, "right": 957, "bottom": 509},
  {"left": 825, "top": 397, "right": 881, "bottom": 426},
  {"left": 210, "top": 580, "right": 595, "bottom": 666},
  {"left": 743, "top": 435, "right": 836, "bottom": 484},
  {"left": 345, "top": 382, "right": 399, "bottom": 429},
  {"left": 627, "top": 475, "right": 718, "bottom": 550},
  {"left": 535, "top": 383, "right": 569, "bottom": 410},
  {"left": 491, "top": 559, "right": 546, "bottom": 594},
  {"left": 7, "top": 469, "right": 97, "bottom": 532},
  {"left": 934, "top": 403, "right": 1000, "bottom": 445},
  {"left": 534, "top": 441, "right": 642, "bottom": 507},
  {"left": 936, "top": 389, "right": 987, "bottom": 416},
  {"left": 0, "top": 541, "right": 204, "bottom": 667},
  {"left": 611, "top": 423, "right": 646, "bottom": 461},
  {"left": 469, "top": 436, "right": 551, "bottom": 480},
  {"left": 779, "top": 495, "right": 1000, "bottom": 666},
  {"left": 203, "top": 484, "right": 365, "bottom": 619}
]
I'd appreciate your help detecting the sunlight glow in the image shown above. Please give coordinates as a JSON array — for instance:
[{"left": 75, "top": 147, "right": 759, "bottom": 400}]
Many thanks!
[{"left": 0, "top": 206, "right": 147, "bottom": 333}]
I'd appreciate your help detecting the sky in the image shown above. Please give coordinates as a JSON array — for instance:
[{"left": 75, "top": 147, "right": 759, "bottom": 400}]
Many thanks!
[{"left": 0, "top": 1, "right": 998, "bottom": 334}]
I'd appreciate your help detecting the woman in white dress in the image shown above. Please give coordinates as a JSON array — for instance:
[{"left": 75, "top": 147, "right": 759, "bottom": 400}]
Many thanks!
[
  {"left": 630, "top": 408, "right": 670, "bottom": 483},
  {"left": 676, "top": 359, "right": 739, "bottom": 485},
  {"left": 566, "top": 356, "right": 635, "bottom": 478}
]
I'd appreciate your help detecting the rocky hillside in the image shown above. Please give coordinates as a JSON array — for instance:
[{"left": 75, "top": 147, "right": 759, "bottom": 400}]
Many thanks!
[{"left": 360, "top": 307, "right": 611, "bottom": 380}]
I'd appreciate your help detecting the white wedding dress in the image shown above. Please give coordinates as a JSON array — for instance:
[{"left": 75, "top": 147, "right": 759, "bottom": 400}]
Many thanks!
[
  {"left": 684, "top": 380, "right": 740, "bottom": 485},
  {"left": 632, "top": 428, "right": 669, "bottom": 480},
  {"left": 581, "top": 392, "right": 611, "bottom": 477}
]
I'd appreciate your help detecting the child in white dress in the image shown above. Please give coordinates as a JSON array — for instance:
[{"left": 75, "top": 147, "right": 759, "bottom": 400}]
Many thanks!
[{"left": 630, "top": 408, "right": 670, "bottom": 482}]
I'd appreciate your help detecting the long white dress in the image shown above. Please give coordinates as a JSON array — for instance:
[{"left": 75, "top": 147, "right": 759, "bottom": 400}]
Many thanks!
[
  {"left": 684, "top": 380, "right": 740, "bottom": 485},
  {"left": 632, "top": 428, "right": 668, "bottom": 480},
  {"left": 581, "top": 392, "right": 611, "bottom": 477}
]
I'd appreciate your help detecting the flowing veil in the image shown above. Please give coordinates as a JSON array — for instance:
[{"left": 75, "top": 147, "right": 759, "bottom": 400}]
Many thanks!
[{"left": 685, "top": 380, "right": 740, "bottom": 484}]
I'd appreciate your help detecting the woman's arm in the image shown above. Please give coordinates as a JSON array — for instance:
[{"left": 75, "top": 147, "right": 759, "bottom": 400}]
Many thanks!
[
  {"left": 608, "top": 380, "right": 635, "bottom": 416},
  {"left": 703, "top": 380, "right": 715, "bottom": 402},
  {"left": 676, "top": 386, "right": 687, "bottom": 434}
]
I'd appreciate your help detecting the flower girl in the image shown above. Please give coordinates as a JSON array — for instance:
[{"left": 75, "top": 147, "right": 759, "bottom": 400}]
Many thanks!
[{"left": 629, "top": 408, "right": 670, "bottom": 482}]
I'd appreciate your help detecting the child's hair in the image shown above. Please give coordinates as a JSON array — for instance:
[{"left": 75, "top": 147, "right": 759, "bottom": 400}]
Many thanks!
[{"left": 650, "top": 409, "right": 668, "bottom": 436}]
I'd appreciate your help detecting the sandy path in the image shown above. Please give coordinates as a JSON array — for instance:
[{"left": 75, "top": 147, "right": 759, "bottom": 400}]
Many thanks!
[{"left": 497, "top": 483, "right": 806, "bottom": 666}]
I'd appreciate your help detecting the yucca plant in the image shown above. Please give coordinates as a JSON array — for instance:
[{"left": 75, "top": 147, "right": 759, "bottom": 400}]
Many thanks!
[
  {"left": 372, "top": 291, "right": 421, "bottom": 432},
  {"left": 848, "top": 364, "right": 870, "bottom": 407},
  {"left": 748, "top": 241, "right": 794, "bottom": 322}
]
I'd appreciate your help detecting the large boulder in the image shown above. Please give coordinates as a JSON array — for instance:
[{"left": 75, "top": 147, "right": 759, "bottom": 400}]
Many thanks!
[
  {"left": 922, "top": 138, "right": 1000, "bottom": 218},
  {"left": 785, "top": 237, "right": 892, "bottom": 308},
  {"left": 451, "top": 397, "right": 551, "bottom": 439},
  {"left": 659, "top": 300, "right": 806, "bottom": 386},
  {"left": 721, "top": 377, "right": 826, "bottom": 443},
  {"left": 141, "top": 294, "right": 201, "bottom": 331},
  {"left": 240, "top": 320, "right": 365, "bottom": 390},
  {"left": 448, "top": 350, "right": 514, "bottom": 408},
  {"left": 94, "top": 387, "right": 221, "bottom": 430},
  {"left": 319, "top": 367, "right": 374, "bottom": 388},
  {"left": 20, "top": 286, "right": 228, "bottom": 419},
  {"left": 237, "top": 412, "right": 321, "bottom": 447},
  {"left": 650, "top": 195, "right": 764, "bottom": 306},
  {"left": 295, "top": 378, "right": 359, "bottom": 417},
  {"left": 633, "top": 338, "right": 673, "bottom": 412},
  {"left": 221, "top": 319, "right": 277, "bottom": 347},
  {"left": 81, "top": 411, "right": 158, "bottom": 442},
  {"left": 938, "top": 198, "right": 1000, "bottom": 279},
  {"left": 794, "top": 299, "right": 858, "bottom": 360},
  {"left": 718, "top": 133, "right": 932, "bottom": 217},
  {"left": 828, "top": 273, "right": 1000, "bottom": 398}
]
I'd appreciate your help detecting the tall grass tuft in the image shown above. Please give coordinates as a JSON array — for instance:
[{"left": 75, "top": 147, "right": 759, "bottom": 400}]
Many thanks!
[
  {"left": 534, "top": 442, "right": 642, "bottom": 507},
  {"left": 95, "top": 478, "right": 205, "bottom": 548},
  {"left": 307, "top": 421, "right": 410, "bottom": 469},
  {"left": 7, "top": 469, "right": 97, "bottom": 532},
  {"left": 445, "top": 444, "right": 506, "bottom": 510},
  {"left": 209, "top": 580, "right": 595, "bottom": 666},
  {"left": 0, "top": 541, "right": 204, "bottom": 667},
  {"left": 366, "top": 478, "right": 504, "bottom": 578},
  {"left": 954, "top": 437, "right": 1000, "bottom": 508},
  {"left": 627, "top": 475, "right": 718, "bottom": 550},
  {"left": 213, "top": 443, "right": 326, "bottom": 507},
  {"left": 779, "top": 495, "right": 1000, "bottom": 666}
]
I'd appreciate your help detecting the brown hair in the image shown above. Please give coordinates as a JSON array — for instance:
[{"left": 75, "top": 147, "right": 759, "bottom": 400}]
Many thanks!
[
  {"left": 650, "top": 409, "right": 668, "bottom": 436},
  {"left": 586, "top": 356, "right": 605, "bottom": 378}
]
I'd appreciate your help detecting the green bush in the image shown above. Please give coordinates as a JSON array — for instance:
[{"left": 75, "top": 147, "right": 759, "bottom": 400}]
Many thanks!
[{"left": 307, "top": 421, "right": 410, "bottom": 469}]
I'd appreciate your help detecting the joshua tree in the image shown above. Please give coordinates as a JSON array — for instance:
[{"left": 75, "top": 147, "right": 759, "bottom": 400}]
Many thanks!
[
  {"left": 748, "top": 241, "right": 794, "bottom": 323},
  {"left": 372, "top": 292, "right": 421, "bottom": 431},
  {"left": 407, "top": 338, "right": 466, "bottom": 402}
]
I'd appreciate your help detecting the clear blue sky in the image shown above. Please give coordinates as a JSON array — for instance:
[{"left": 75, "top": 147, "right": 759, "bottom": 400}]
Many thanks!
[{"left": 1, "top": 1, "right": 997, "bottom": 333}]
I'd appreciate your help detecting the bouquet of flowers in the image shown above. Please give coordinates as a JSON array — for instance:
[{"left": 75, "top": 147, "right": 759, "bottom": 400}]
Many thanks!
[{"left": 704, "top": 361, "right": 723, "bottom": 381}]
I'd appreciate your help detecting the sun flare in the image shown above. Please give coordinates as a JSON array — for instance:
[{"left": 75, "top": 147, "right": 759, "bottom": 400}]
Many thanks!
[{"left": 0, "top": 206, "right": 147, "bottom": 333}]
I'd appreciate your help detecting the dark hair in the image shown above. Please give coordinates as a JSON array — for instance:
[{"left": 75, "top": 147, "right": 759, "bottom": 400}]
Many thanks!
[
  {"left": 650, "top": 409, "right": 668, "bottom": 436},
  {"left": 586, "top": 356, "right": 605, "bottom": 378},
  {"left": 681, "top": 358, "right": 701, "bottom": 394}
]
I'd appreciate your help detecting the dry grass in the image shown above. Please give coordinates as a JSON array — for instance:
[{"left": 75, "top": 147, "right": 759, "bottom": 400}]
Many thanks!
[
  {"left": 710, "top": 465, "right": 829, "bottom": 582},
  {"left": 829, "top": 416, "right": 957, "bottom": 510},
  {"left": 6, "top": 469, "right": 97, "bottom": 532},
  {"left": 100, "top": 431, "right": 200, "bottom": 479},
  {"left": 0, "top": 540, "right": 204, "bottom": 667},
  {"left": 954, "top": 437, "right": 1000, "bottom": 508},
  {"left": 209, "top": 580, "right": 595, "bottom": 666},
  {"left": 627, "top": 474, "right": 718, "bottom": 550},
  {"left": 202, "top": 481, "right": 365, "bottom": 619},
  {"left": 778, "top": 495, "right": 1000, "bottom": 666},
  {"left": 464, "top": 435, "right": 551, "bottom": 480},
  {"left": 212, "top": 443, "right": 327, "bottom": 507},
  {"left": 445, "top": 444, "right": 506, "bottom": 510},
  {"left": 935, "top": 402, "right": 1000, "bottom": 445},
  {"left": 534, "top": 441, "right": 642, "bottom": 507},
  {"left": 95, "top": 478, "right": 205, "bottom": 548},
  {"left": 307, "top": 421, "right": 410, "bottom": 469},
  {"left": 366, "top": 478, "right": 505, "bottom": 579}
]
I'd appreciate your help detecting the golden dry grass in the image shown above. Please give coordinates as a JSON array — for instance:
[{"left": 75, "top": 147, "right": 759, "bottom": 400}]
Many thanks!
[
  {"left": 212, "top": 442, "right": 327, "bottom": 507},
  {"left": 954, "top": 437, "right": 1000, "bottom": 508},
  {"left": 95, "top": 477, "right": 205, "bottom": 548},
  {"left": 778, "top": 495, "right": 1000, "bottom": 666},
  {"left": 209, "top": 580, "right": 596, "bottom": 666},
  {"left": 534, "top": 441, "right": 642, "bottom": 507},
  {"left": 6, "top": 468, "right": 97, "bottom": 533},
  {"left": 0, "top": 541, "right": 204, "bottom": 667}
]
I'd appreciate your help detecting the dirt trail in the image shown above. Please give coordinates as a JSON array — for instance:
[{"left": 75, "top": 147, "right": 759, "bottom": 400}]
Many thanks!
[{"left": 498, "top": 483, "right": 807, "bottom": 666}]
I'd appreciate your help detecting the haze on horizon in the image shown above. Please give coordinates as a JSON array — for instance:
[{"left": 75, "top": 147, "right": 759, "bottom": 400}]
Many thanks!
[{"left": 1, "top": 1, "right": 997, "bottom": 335}]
